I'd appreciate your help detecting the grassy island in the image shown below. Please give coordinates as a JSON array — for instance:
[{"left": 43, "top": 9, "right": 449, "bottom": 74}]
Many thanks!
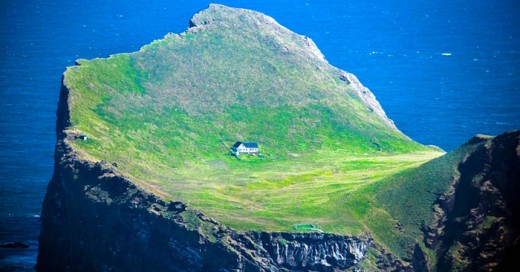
[{"left": 64, "top": 4, "right": 447, "bottom": 260}]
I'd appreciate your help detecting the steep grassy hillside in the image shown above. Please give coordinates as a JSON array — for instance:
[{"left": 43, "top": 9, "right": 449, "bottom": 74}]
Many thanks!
[
  {"left": 345, "top": 131, "right": 519, "bottom": 269},
  {"left": 63, "top": 4, "right": 441, "bottom": 235},
  {"left": 340, "top": 137, "right": 483, "bottom": 260}
]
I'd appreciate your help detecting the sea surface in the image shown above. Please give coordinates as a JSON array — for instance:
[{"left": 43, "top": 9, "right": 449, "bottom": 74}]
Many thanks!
[{"left": 1, "top": 0, "right": 519, "bottom": 270}]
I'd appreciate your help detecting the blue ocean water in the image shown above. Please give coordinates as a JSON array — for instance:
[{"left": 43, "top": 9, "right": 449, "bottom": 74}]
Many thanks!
[{"left": 0, "top": 0, "right": 518, "bottom": 270}]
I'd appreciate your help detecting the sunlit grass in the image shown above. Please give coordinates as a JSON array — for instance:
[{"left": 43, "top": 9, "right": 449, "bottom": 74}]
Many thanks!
[
  {"left": 63, "top": 4, "right": 452, "bottom": 261},
  {"left": 72, "top": 136, "right": 443, "bottom": 236}
]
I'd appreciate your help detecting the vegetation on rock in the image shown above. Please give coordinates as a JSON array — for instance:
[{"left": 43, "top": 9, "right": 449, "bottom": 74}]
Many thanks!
[
  {"left": 64, "top": 5, "right": 442, "bottom": 240},
  {"left": 58, "top": 4, "right": 494, "bottom": 268}
]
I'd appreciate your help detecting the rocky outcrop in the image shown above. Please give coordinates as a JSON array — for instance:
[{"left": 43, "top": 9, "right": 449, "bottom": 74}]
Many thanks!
[
  {"left": 38, "top": 77, "right": 259, "bottom": 271},
  {"left": 254, "top": 232, "right": 369, "bottom": 271},
  {"left": 189, "top": 4, "right": 327, "bottom": 63},
  {"left": 338, "top": 71, "right": 398, "bottom": 131},
  {"left": 421, "top": 131, "right": 520, "bottom": 271},
  {"left": 411, "top": 244, "right": 430, "bottom": 272}
]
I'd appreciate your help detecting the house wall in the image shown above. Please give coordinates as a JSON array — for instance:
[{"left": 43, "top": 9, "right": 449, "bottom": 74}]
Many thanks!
[{"left": 237, "top": 147, "right": 258, "bottom": 153}]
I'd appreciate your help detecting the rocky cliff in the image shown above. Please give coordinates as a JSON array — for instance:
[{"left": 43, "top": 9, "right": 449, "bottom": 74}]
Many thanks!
[{"left": 422, "top": 131, "right": 520, "bottom": 271}]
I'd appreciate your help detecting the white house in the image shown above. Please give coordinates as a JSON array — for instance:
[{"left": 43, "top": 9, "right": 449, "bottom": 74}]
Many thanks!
[{"left": 231, "top": 142, "right": 259, "bottom": 156}]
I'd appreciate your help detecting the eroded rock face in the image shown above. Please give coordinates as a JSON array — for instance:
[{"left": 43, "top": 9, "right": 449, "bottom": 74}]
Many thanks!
[
  {"left": 36, "top": 140, "right": 245, "bottom": 271},
  {"left": 338, "top": 71, "right": 398, "bottom": 131},
  {"left": 422, "top": 131, "right": 520, "bottom": 271},
  {"left": 255, "top": 232, "right": 369, "bottom": 271}
]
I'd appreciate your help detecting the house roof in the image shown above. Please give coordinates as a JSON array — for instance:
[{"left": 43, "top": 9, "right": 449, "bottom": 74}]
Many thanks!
[
  {"left": 232, "top": 142, "right": 258, "bottom": 148},
  {"left": 243, "top": 142, "right": 258, "bottom": 148}
]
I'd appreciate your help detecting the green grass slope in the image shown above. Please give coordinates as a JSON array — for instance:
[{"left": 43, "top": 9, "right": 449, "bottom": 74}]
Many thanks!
[
  {"left": 63, "top": 4, "right": 442, "bottom": 235},
  {"left": 342, "top": 136, "right": 488, "bottom": 260}
]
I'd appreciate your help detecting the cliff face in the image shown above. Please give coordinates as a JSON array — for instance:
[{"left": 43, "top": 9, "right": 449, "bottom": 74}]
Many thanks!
[
  {"left": 422, "top": 131, "right": 520, "bottom": 271},
  {"left": 39, "top": 83, "right": 245, "bottom": 271},
  {"left": 254, "top": 232, "right": 368, "bottom": 270}
]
